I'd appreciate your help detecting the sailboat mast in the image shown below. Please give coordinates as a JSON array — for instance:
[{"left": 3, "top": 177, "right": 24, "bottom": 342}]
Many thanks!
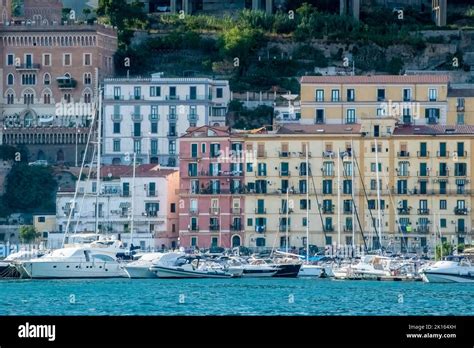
[
  {"left": 374, "top": 138, "right": 383, "bottom": 250},
  {"left": 130, "top": 152, "right": 136, "bottom": 248},
  {"left": 337, "top": 148, "right": 341, "bottom": 247},
  {"left": 95, "top": 88, "right": 102, "bottom": 234},
  {"left": 305, "top": 147, "right": 309, "bottom": 261},
  {"left": 286, "top": 187, "right": 289, "bottom": 253},
  {"left": 351, "top": 139, "right": 355, "bottom": 250}
]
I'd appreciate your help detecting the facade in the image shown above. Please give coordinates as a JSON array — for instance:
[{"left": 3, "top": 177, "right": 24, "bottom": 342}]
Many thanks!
[
  {"left": 0, "top": 21, "right": 117, "bottom": 164},
  {"left": 33, "top": 214, "right": 56, "bottom": 240},
  {"left": 102, "top": 74, "right": 230, "bottom": 166},
  {"left": 55, "top": 165, "right": 180, "bottom": 250},
  {"left": 23, "top": 0, "right": 63, "bottom": 24},
  {"left": 178, "top": 126, "right": 245, "bottom": 249}
]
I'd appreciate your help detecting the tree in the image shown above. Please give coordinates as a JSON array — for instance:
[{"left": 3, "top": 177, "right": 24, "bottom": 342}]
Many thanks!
[
  {"left": 4, "top": 164, "right": 57, "bottom": 213},
  {"left": 19, "top": 226, "right": 40, "bottom": 244},
  {"left": 435, "top": 242, "right": 454, "bottom": 260},
  {"left": 83, "top": 8, "right": 92, "bottom": 20}
]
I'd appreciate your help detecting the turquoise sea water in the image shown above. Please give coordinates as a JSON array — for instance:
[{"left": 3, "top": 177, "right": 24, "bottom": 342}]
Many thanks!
[{"left": 0, "top": 278, "right": 472, "bottom": 316}]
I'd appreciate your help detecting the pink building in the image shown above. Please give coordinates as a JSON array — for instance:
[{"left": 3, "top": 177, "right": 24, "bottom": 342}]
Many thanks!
[{"left": 179, "top": 126, "right": 244, "bottom": 249}]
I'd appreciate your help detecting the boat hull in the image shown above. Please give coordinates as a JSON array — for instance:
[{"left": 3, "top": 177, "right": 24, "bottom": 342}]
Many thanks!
[
  {"left": 422, "top": 271, "right": 474, "bottom": 283},
  {"left": 152, "top": 266, "right": 233, "bottom": 279},
  {"left": 273, "top": 264, "right": 302, "bottom": 278},
  {"left": 124, "top": 265, "right": 157, "bottom": 279},
  {"left": 0, "top": 263, "right": 21, "bottom": 278},
  {"left": 298, "top": 265, "right": 323, "bottom": 277},
  {"left": 19, "top": 261, "right": 127, "bottom": 279}
]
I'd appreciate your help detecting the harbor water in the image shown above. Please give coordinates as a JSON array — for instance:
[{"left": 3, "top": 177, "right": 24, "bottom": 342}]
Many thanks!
[{"left": 0, "top": 278, "right": 473, "bottom": 315}]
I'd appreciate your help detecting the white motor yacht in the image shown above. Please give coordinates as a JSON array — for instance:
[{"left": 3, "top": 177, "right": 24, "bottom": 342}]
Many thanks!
[
  {"left": 123, "top": 252, "right": 164, "bottom": 278},
  {"left": 420, "top": 255, "right": 474, "bottom": 283},
  {"left": 17, "top": 243, "right": 127, "bottom": 279},
  {"left": 1, "top": 249, "right": 47, "bottom": 278}
]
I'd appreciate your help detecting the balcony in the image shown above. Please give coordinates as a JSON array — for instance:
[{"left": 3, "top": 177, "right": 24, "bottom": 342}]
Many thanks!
[
  {"left": 417, "top": 208, "right": 430, "bottom": 215},
  {"left": 343, "top": 226, "right": 353, "bottom": 232},
  {"left": 188, "top": 114, "right": 199, "bottom": 122},
  {"left": 454, "top": 207, "right": 468, "bottom": 215},
  {"left": 255, "top": 225, "right": 266, "bottom": 233},
  {"left": 299, "top": 170, "right": 308, "bottom": 177},
  {"left": 15, "top": 63, "right": 41, "bottom": 71},
  {"left": 279, "top": 208, "right": 293, "bottom": 214},
  {"left": 397, "top": 207, "right": 411, "bottom": 215},
  {"left": 209, "top": 207, "right": 220, "bottom": 215},
  {"left": 165, "top": 95, "right": 180, "bottom": 101},
  {"left": 255, "top": 171, "right": 267, "bottom": 177},
  {"left": 322, "top": 151, "right": 335, "bottom": 159},
  {"left": 343, "top": 208, "right": 353, "bottom": 215},
  {"left": 417, "top": 151, "right": 429, "bottom": 158},
  {"left": 299, "top": 152, "right": 312, "bottom": 158},
  {"left": 149, "top": 114, "right": 160, "bottom": 122},
  {"left": 112, "top": 114, "right": 123, "bottom": 122},
  {"left": 57, "top": 76, "right": 77, "bottom": 89},
  {"left": 454, "top": 171, "right": 467, "bottom": 178},
  {"left": 257, "top": 151, "right": 267, "bottom": 158},
  {"left": 325, "top": 225, "right": 335, "bottom": 232},
  {"left": 279, "top": 171, "right": 291, "bottom": 177},
  {"left": 427, "top": 117, "right": 438, "bottom": 125},
  {"left": 322, "top": 207, "right": 334, "bottom": 214},
  {"left": 279, "top": 151, "right": 290, "bottom": 158},
  {"left": 279, "top": 225, "right": 290, "bottom": 232},
  {"left": 189, "top": 208, "right": 199, "bottom": 215},
  {"left": 189, "top": 227, "right": 199, "bottom": 232},
  {"left": 230, "top": 224, "right": 242, "bottom": 232},
  {"left": 437, "top": 170, "right": 449, "bottom": 177},
  {"left": 232, "top": 208, "right": 241, "bottom": 215},
  {"left": 130, "top": 95, "right": 144, "bottom": 100},
  {"left": 167, "top": 132, "right": 178, "bottom": 138},
  {"left": 131, "top": 113, "right": 143, "bottom": 122},
  {"left": 396, "top": 170, "right": 409, "bottom": 177},
  {"left": 417, "top": 170, "right": 429, "bottom": 177},
  {"left": 322, "top": 169, "right": 335, "bottom": 177},
  {"left": 167, "top": 114, "right": 178, "bottom": 121},
  {"left": 455, "top": 227, "right": 468, "bottom": 235},
  {"left": 417, "top": 226, "right": 430, "bottom": 234},
  {"left": 230, "top": 187, "right": 245, "bottom": 194},
  {"left": 209, "top": 225, "right": 220, "bottom": 232},
  {"left": 436, "top": 151, "right": 449, "bottom": 158},
  {"left": 186, "top": 95, "right": 209, "bottom": 101},
  {"left": 255, "top": 208, "right": 267, "bottom": 214},
  {"left": 397, "top": 151, "right": 410, "bottom": 158}
]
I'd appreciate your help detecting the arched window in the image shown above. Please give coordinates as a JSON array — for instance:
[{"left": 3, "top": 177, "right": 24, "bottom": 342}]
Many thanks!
[
  {"left": 84, "top": 93, "right": 91, "bottom": 103},
  {"left": 84, "top": 72, "right": 92, "bottom": 85},
  {"left": 23, "top": 90, "right": 34, "bottom": 105},
  {"left": 43, "top": 73, "right": 50, "bottom": 85},
  {"left": 7, "top": 74, "right": 13, "bottom": 85},
  {"left": 7, "top": 93, "right": 14, "bottom": 104},
  {"left": 64, "top": 93, "right": 71, "bottom": 103},
  {"left": 232, "top": 235, "right": 241, "bottom": 248},
  {"left": 24, "top": 112, "right": 34, "bottom": 127},
  {"left": 43, "top": 93, "right": 51, "bottom": 104}
]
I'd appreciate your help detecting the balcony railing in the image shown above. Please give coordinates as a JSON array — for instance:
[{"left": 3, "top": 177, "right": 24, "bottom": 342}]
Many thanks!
[
  {"left": 57, "top": 78, "right": 77, "bottom": 89},
  {"left": 279, "top": 151, "right": 290, "bottom": 158},
  {"left": 131, "top": 113, "right": 143, "bottom": 122},
  {"left": 255, "top": 208, "right": 267, "bottom": 214},
  {"left": 397, "top": 207, "right": 411, "bottom": 215},
  {"left": 454, "top": 207, "right": 468, "bottom": 215},
  {"left": 417, "top": 170, "right": 429, "bottom": 177},
  {"left": 257, "top": 151, "right": 267, "bottom": 158},
  {"left": 322, "top": 207, "right": 334, "bottom": 214},
  {"left": 189, "top": 227, "right": 199, "bottom": 232},
  {"left": 189, "top": 208, "right": 199, "bottom": 215},
  {"left": 417, "top": 151, "right": 429, "bottom": 158},
  {"left": 112, "top": 114, "right": 122, "bottom": 122},
  {"left": 455, "top": 227, "right": 468, "bottom": 234},
  {"left": 149, "top": 114, "right": 160, "bottom": 121},
  {"left": 230, "top": 224, "right": 242, "bottom": 231},
  {"left": 455, "top": 151, "right": 467, "bottom": 158},
  {"left": 417, "top": 209, "right": 430, "bottom": 215},
  {"left": 417, "top": 226, "right": 430, "bottom": 233},
  {"left": 165, "top": 95, "right": 180, "bottom": 101},
  {"left": 436, "top": 151, "right": 449, "bottom": 158},
  {"left": 209, "top": 208, "right": 220, "bottom": 215},
  {"left": 15, "top": 63, "right": 40, "bottom": 70},
  {"left": 322, "top": 151, "right": 335, "bottom": 158},
  {"left": 437, "top": 170, "right": 449, "bottom": 177},
  {"left": 255, "top": 225, "right": 266, "bottom": 233},
  {"left": 232, "top": 208, "right": 241, "bottom": 214},
  {"left": 299, "top": 152, "right": 312, "bottom": 158},
  {"left": 167, "top": 114, "right": 178, "bottom": 121},
  {"left": 322, "top": 169, "right": 335, "bottom": 177},
  {"left": 279, "top": 171, "right": 291, "bottom": 177},
  {"left": 397, "top": 151, "right": 410, "bottom": 158},
  {"left": 279, "top": 208, "right": 293, "bottom": 214},
  {"left": 279, "top": 225, "right": 290, "bottom": 232},
  {"left": 325, "top": 225, "right": 335, "bottom": 232},
  {"left": 396, "top": 170, "right": 409, "bottom": 177},
  {"left": 188, "top": 114, "right": 199, "bottom": 122},
  {"left": 209, "top": 225, "right": 220, "bottom": 231}
]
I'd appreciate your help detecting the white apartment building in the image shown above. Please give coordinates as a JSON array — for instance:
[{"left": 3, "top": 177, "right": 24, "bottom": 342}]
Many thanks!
[
  {"left": 102, "top": 73, "right": 230, "bottom": 166},
  {"left": 55, "top": 165, "right": 180, "bottom": 250}
]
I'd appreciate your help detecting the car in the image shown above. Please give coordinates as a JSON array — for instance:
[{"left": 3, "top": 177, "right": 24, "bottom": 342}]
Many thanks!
[{"left": 28, "top": 160, "right": 48, "bottom": 166}]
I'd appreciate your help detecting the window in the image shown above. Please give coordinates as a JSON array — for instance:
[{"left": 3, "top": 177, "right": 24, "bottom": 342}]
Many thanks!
[
  {"left": 38, "top": 216, "right": 46, "bottom": 223},
  {"left": 148, "top": 182, "right": 156, "bottom": 196},
  {"left": 113, "top": 122, "right": 120, "bottom": 134},
  {"left": 150, "top": 86, "right": 161, "bottom": 97},
  {"left": 347, "top": 89, "right": 355, "bottom": 101},
  {"left": 322, "top": 180, "right": 332, "bottom": 194},
  {"left": 440, "top": 219, "right": 447, "bottom": 228},
  {"left": 113, "top": 139, "right": 120, "bottom": 152},
  {"left": 370, "top": 163, "right": 382, "bottom": 172},
  {"left": 84, "top": 73, "right": 92, "bottom": 85},
  {"left": 377, "top": 88, "right": 385, "bottom": 101},
  {"left": 247, "top": 218, "right": 253, "bottom": 227},
  {"left": 403, "top": 88, "right": 411, "bottom": 101},
  {"left": 133, "top": 122, "right": 141, "bottom": 137},
  {"left": 63, "top": 53, "right": 71, "bottom": 66},
  {"left": 210, "top": 143, "right": 220, "bottom": 158},
  {"left": 114, "top": 87, "right": 121, "bottom": 100},
  {"left": 151, "top": 122, "right": 158, "bottom": 134},
  {"left": 439, "top": 199, "right": 448, "bottom": 210},
  {"left": 315, "top": 109, "right": 324, "bottom": 123},
  {"left": 315, "top": 89, "right": 324, "bottom": 102},
  {"left": 169, "top": 140, "right": 176, "bottom": 155},
  {"left": 84, "top": 53, "right": 91, "bottom": 66},
  {"left": 457, "top": 142, "right": 465, "bottom": 157},
  {"left": 43, "top": 73, "right": 50, "bottom": 85},
  {"left": 216, "top": 88, "right": 223, "bottom": 98},
  {"left": 21, "top": 74, "right": 36, "bottom": 85},
  {"left": 7, "top": 93, "right": 14, "bottom": 104},
  {"left": 169, "top": 86, "right": 177, "bottom": 99},
  {"left": 300, "top": 199, "right": 310, "bottom": 210},
  {"left": 331, "top": 89, "right": 340, "bottom": 102},
  {"left": 134, "top": 87, "right": 141, "bottom": 100},
  {"left": 84, "top": 93, "right": 91, "bottom": 103},
  {"left": 346, "top": 109, "right": 356, "bottom": 124},
  {"left": 428, "top": 88, "right": 437, "bottom": 101},
  {"left": 43, "top": 93, "right": 51, "bottom": 104},
  {"left": 457, "top": 113, "right": 465, "bottom": 125},
  {"left": 134, "top": 139, "right": 141, "bottom": 153},
  {"left": 170, "top": 203, "right": 176, "bottom": 213},
  {"left": 150, "top": 139, "right": 158, "bottom": 155},
  {"left": 7, "top": 73, "right": 13, "bottom": 85},
  {"left": 7, "top": 54, "right": 14, "bottom": 66},
  {"left": 201, "top": 143, "right": 206, "bottom": 154},
  {"left": 189, "top": 86, "right": 197, "bottom": 100},
  {"left": 425, "top": 108, "right": 440, "bottom": 124},
  {"left": 397, "top": 180, "right": 407, "bottom": 194},
  {"left": 42, "top": 53, "right": 50, "bottom": 66}
]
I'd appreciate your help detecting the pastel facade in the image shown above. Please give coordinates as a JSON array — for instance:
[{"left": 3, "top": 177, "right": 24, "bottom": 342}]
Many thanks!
[
  {"left": 102, "top": 74, "right": 230, "bottom": 166},
  {"left": 55, "top": 165, "right": 180, "bottom": 250},
  {"left": 178, "top": 126, "right": 244, "bottom": 249}
]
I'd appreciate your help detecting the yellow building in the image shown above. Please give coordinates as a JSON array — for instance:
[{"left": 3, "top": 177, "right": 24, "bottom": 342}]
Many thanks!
[
  {"left": 33, "top": 214, "right": 56, "bottom": 241},
  {"left": 241, "top": 75, "right": 474, "bottom": 253}
]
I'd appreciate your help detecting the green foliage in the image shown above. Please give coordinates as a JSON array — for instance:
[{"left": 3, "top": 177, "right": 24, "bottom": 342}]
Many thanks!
[
  {"left": 4, "top": 164, "right": 57, "bottom": 213},
  {"left": 231, "top": 104, "right": 274, "bottom": 129},
  {"left": 435, "top": 242, "right": 454, "bottom": 260},
  {"left": 0, "top": 145, "right": 28, "bottom": 162},
  {"left": 19, "top": 226, "right": 39, "bottom": 244},
  {"left": 387, "top": 57, "right": 404, "bottom": 74}
]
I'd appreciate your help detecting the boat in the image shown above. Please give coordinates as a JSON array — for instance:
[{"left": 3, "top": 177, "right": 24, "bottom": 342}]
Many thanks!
[
  {"left": 420, "top": 255, "right": 474, "bottom": 283},
  {"left": 150, "top": 253, "right": 241, "bottom": 279},
  {"left": 1, "top": 249, "right": 47, "bottom": 278},
  {"left": 299, "top": 264, "right": 326, "bottom": 277},
  {"left": 17, "top": 242, "right": 127, "bottom": 279},
  {"left": 123, "top": 252, "right": 165, "bottom": 278}
]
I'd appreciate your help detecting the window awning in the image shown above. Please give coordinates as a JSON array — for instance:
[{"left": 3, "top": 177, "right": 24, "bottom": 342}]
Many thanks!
[
  {"left": 438, "top": 178, "right": 448, "bottom": 183},
  {"left": 456, "top": 179, "right": 466, "bottom": 185}
]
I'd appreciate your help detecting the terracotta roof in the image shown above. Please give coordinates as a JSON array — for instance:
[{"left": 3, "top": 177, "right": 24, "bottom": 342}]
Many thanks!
[
  {"left": 393, "top": 125, "right": 474, "bottom": 136},
  {"left": 301, "top": 75, "right": 449, "bottom": 84},
  {"left": 276, "top": 124, "right": 362, "bottom": 135},
  {"left": 182, "top": 125, "right": 231, "bottom": 138},
  {"left": 99, "top": 165, "right": 177, "bottom": 178}
]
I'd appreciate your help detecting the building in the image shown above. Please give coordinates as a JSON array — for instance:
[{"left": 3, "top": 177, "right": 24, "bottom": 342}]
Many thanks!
[
  {"left": 33, "top": 214, "right": 56, "bottom": 240},
  {"left": 147, "top": 0, "right": 282, "bottom": 15},
  {"left": 55, "top": 165, "right": 180, "bottom": 250},
  {"left": 102, "top": 73, "right": 230, "bottom": 166},
  {"left": 0, "top": 21, "right": 117, "bottom": 164},
  {"left": 23, "top": 0, "right": 63, "bottom": 24},
  {"left": 0, "top": 0, "right": 11, "bottom": 24},
  {"left": 178, "top": 126, "right": 245, "bottom": 249}
]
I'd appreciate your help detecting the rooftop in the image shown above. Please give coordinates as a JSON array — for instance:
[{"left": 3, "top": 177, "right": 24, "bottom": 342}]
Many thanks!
[
  {"left": 66, "top": 165, "right": 178, "bottom": 179},
  {"left": 301, "top": 75, "right": 450, "bottom": 85},
  {"left": 393, "top": 125, "right": 474, "bottom": 136},
  {"left": 276, "top": 124, "right": 362, "bottom": 135}
]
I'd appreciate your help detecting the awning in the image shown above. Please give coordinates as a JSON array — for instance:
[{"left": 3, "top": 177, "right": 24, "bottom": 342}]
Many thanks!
[
  {"left": 437, "top": 178, "right": 448, "bottom": 183},
  {"left": 456, "top": 179, "right": 466, "bottom": 185}
]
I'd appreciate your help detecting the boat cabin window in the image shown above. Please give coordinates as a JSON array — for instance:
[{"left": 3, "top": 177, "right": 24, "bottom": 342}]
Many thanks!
[
  {"left": 92, "top": 254, "right": 115, "bottom": 262},
  {"left": 83, "top": 250, "right": 91, "bottom": 262}
]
